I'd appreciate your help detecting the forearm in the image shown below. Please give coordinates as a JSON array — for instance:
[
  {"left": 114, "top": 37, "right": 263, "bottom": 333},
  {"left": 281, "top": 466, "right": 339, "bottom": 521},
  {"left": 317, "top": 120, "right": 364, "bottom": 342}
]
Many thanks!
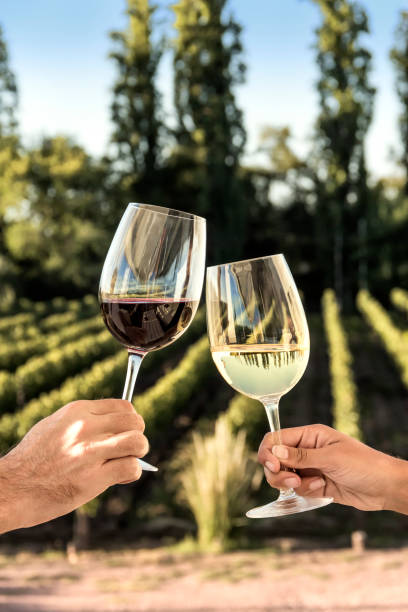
[{"left": 384, "top": 456, "right": 408, "bottom": 515}]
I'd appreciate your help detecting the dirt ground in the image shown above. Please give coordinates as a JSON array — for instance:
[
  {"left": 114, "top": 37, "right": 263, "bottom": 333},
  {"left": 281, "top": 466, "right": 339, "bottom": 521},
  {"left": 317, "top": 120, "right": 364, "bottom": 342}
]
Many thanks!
[{"left": 0, "top": 546, "right": 407, "bottom": 612}]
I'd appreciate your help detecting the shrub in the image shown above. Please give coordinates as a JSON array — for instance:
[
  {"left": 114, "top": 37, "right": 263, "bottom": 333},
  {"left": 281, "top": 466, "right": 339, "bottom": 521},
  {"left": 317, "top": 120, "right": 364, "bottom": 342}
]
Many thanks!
[
  {"left": 322, "top": 289, "right": 362, "bottom": 439},
  {"left": 224, "top": 393, "right": 264, "bottom": 448},
  {"left": 136, "top": 335, "right": 213, "bottom": 438},
  {"left": 357, "top": 289, "right": 408, "bottom": 390},
  {"left": 0, "top": 315, "right": 103, "bottom": 371},
  {"left": 15, "top": 330, "right": 118, "bottom": 403},
  {"left": 174, "top": 415, "right": 259, "bottom": 550},
  {"left": 390, "top": 288, "right": 408, "bottom": 318}
]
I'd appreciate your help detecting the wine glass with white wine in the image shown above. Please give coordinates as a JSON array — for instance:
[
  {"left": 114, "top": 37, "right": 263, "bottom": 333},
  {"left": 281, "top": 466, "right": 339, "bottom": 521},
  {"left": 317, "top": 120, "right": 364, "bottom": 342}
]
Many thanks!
[{"left": 206, "top": 254, "right": 332, "bottom": 518}]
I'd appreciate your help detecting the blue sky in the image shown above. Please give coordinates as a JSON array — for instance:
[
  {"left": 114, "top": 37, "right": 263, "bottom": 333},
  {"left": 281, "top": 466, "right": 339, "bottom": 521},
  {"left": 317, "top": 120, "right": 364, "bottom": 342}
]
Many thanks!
[{"left": 1, "top": 0, "right": 406, "bottom": 178}]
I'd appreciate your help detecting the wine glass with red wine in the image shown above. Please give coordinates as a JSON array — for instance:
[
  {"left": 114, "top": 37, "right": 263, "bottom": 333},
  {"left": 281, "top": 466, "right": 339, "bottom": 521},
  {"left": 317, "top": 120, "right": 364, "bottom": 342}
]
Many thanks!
[{"left": 99, "top": 203, "right": 206, "bottom": 471}]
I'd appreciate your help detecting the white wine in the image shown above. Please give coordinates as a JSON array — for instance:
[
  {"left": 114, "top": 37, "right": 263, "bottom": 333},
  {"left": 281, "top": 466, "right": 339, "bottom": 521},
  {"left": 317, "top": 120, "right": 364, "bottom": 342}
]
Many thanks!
[{"left": 211, "top": 344, "right": 309, "bottom": 400}]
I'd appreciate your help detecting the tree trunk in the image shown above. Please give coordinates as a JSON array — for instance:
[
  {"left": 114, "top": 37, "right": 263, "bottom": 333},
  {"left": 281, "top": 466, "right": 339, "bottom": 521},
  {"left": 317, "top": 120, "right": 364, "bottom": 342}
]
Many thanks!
[{"left": 72, "top": 509, "right": 91, "bottom": 551}]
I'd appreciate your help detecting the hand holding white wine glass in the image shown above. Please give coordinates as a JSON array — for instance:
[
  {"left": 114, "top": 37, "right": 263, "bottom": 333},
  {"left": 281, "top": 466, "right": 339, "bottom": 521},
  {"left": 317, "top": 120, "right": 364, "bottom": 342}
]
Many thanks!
[
  {"left": 99, "top": 203, "right": 206, "bottom": 472},
  {"left": 206, "top": 254, "right": 332, "bottom": 517}
]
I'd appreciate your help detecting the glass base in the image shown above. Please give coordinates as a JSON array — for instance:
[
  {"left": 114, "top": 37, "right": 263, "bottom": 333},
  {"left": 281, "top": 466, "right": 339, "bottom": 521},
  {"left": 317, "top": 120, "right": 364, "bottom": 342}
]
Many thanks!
[
  {"left": 138, "top": 458, "right": 158, "bottom": 472},
  {"left": 246, "top": 491, "right": 333, "bottom": 518}
]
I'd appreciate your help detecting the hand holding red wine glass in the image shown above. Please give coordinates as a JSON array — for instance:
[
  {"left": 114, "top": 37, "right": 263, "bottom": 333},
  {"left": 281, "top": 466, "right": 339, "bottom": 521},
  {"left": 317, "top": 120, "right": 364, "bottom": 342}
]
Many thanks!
[{"left": 99, "top": 203, "right": 206, "bottom": 471}]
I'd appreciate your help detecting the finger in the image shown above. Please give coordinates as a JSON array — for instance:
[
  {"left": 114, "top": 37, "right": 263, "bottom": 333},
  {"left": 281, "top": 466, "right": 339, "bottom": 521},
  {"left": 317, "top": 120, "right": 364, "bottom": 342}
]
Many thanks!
[
  {"left": 259, "top": 424, "right": 336, "bottom": 463},
  {"left": 104, "top": 456, "right": 142, "bottom": 485},
  {"left": 271, "top": 444, "right": 329, "bottom": 471},
  {"left": 96, "top": 411, "right": 145, "bottom": 435},
  {"left": 258, "top": 428, "right": 321, "bottom": 467},
  {"left": 93, "top": 430, "right": 149, "bottom": 461},
  {"left": 264, "top": 455, "right": 280, "bottom": 474},
  {"left": 264, "top": 466, "right": 301, "bottom": 490},
  {"left": 85, "top": 399, "right": 135, "bottom": 416},
  {"left": 259, "top": 433, "right": 282, "bottom": 466},
  {"left": 294, "top": 476, "right": 326, "bottom": 497}
]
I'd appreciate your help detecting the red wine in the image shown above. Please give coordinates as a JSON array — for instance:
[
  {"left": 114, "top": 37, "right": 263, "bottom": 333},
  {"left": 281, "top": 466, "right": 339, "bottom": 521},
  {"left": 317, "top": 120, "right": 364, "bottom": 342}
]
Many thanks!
[{"left": 100, "top": 297, "right": 198, "bottom": 353}]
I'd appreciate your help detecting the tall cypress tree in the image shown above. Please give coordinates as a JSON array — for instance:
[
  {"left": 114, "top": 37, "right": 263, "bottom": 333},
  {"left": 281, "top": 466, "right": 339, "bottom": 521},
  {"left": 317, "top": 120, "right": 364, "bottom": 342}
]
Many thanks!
[
  {"left": 173, "top": 0, "right": 247, "bottom": 262},
  {"left": 109, "top": 0, "right": 163, "bottom": 203},
  {"left": 0, "top": 24, "right": 27, "bottom": 294},
  {"left": 390, "top": 11, "right": 408, "bottom": 195},
  {"left": 312, "top": 0, "right": 375, "bottom": 303},
  {"left": 0, "top": 25, "right": 18, "bottom": 139}
]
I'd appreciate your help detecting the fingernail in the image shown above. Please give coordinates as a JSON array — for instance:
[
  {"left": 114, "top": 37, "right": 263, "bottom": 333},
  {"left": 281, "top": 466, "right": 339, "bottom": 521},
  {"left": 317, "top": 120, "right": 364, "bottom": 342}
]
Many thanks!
[
  {"left": 283, "top": 477, "right": 299, "bottom": 489},
  {"left": 264, "top": 466, "right": 272, "bottom": 482},
  {"left": 308, "top": 478, "right": 325, "bottom": 491},
  {"left": 265, "top": 460, "right": 278, "bottom": 473},
  {"left": 272, "top": 445, "right": 288, "bottom": 459}
]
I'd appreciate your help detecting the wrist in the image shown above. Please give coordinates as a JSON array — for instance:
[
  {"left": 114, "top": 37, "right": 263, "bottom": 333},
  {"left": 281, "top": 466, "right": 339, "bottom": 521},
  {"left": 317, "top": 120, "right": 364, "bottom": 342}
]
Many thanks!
[
  {"left": 0, "top": 453, "right": 28, "bottom": 533},
  {"left": 384, "top": 455, "right": 408, "bottom": 515}
]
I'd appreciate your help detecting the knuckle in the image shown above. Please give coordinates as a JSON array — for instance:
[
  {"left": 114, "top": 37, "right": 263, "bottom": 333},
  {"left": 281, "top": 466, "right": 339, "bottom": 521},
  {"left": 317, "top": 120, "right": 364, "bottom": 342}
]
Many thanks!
[
  {"left": 124, "top": 457, "right": 142, "bottom": 481},
  {"left": 135, "top": 413, "right": 145, "bottom": 432},
  {"left": 64, "top": 400, "right": 81, "bottom": 414},
  {"left": 119, "top": 400, "right": 134, "bottom": 413},
  {"left": 296, "top": 447, "right": 308, "bottom": 464},
  {"left": 118, "top": 432, "right": 149, "bottom": 456},
  {"left": 104, "top": 398, "right": 123, "bottom": 412},
  {"left": 137, "top": 434, "right": 149, "bottom": 457},
  {"left": 130, "top": 431, "right": 149, "bottom": 457},
  {"left": 122, "top": 413, "right": 144, "bottom": 432},
  {"left": 134, "top": 461, "right": 142, "bottom": 480},
  {"left": 313, "top": 423, "right": 329, "bottom": 434}
]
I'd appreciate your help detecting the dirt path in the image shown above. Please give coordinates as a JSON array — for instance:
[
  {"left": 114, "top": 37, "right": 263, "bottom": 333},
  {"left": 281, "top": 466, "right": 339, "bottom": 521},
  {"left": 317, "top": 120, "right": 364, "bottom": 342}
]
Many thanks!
[{"left": 0, "top": 547, "right": 407, "bottom": 612}]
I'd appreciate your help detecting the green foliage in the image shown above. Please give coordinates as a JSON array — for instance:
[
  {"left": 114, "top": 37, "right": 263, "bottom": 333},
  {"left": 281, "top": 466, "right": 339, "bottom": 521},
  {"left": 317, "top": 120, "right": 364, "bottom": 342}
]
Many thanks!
[
  {"left": 0, "top": 296, "right": 98, "bottom": 342},
  {"left": 0, "top": 315, "right": 104, "bottom": 371},
  {"left": 172, "top": 0, "right": 247, "bottom": 262},
  {"left": 258, "top": 126, "right": 304, "bottom": 174},
  {"left": 15, "top": 330, "right": 117, "bottom": 403},
  {"left": 174, "top": 415, "right": 259, "bottom": 550},
  {"left": 357, "top": 289, "right": 408, "bottom": 390},
  {"left": 390, "top": 11, "right": 408, "bottom": 192},
  {"left": 0, "top": 25, "right": 18, "bottom": 137},
  {"left": 322, "top": 289, "right": 362, "bottom": 439},
  {"left": 0, "top": 311, "right": 34, "bottom": 333},
  {"left": 4, "top": 137, "right": 109, "bottom": 295},
  {"left": 136, "top": 335, "right": 213, "bottom": 438},
  {"left": 39, "top": 310, "right": 87, "bottom": 333},
  {"left": 312, "top": 0, "right": 375, "bottom": 303},
  {"left": 15, "top": 296, "right": 96, "bottom": 316},
  {"left": 390, "top": 287, "right": 408, "bottom": 316},
  {"left": 224, "top": 393, "right": 263, "bottom": 448},
  {"left": 0, "top": 370, "right": 17, "bottom": 411},
  {"left": 0, "top": 328, "right": 117, "bottom": 413},
  {"left": 0, "top": 27, "right": 28, "bottom": 299},
  {"left": 109, "top": 0, "right": 163, "bottom": 203}
]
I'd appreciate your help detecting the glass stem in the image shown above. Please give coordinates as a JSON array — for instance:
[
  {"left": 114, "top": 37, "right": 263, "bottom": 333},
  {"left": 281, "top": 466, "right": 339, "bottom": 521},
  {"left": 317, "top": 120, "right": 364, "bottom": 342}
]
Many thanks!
[
  {"left": 122, "top": 352, "right": 144, "bottom": 402},
  {"left": 263, "top": 397, "right": 296, "bottom": 500}
]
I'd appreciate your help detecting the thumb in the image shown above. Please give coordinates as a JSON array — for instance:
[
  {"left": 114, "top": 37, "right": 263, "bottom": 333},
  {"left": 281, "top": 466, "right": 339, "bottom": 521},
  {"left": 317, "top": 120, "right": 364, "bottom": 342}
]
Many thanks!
[{"left": 272, "top": 444, "right": 327, "bottom": 470}]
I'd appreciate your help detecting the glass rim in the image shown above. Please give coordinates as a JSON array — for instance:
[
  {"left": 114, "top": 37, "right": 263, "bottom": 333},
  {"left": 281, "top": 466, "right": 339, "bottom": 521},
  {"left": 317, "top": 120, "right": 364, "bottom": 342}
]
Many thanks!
[
  {"left": 207, "top": 253, "right": 285, "bottom": 271},
  {"left": 128, "top": 202, "right": 206, "bottom": 223}
]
